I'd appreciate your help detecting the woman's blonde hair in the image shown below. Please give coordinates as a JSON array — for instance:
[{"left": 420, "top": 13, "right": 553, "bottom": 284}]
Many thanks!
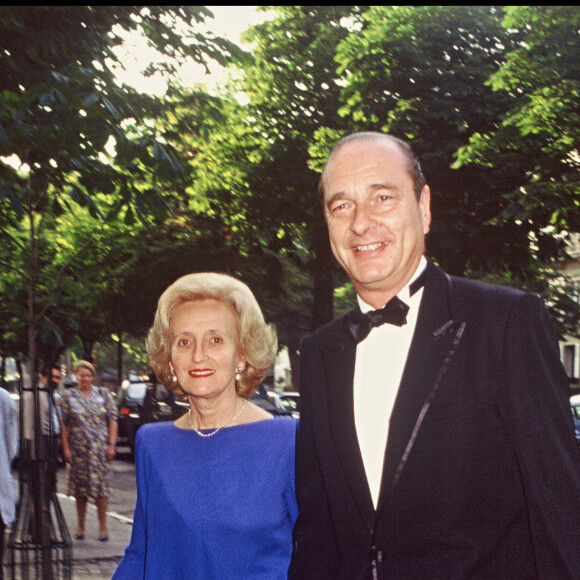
[
  {"left": 73, "top": 360, "right": 96, "bottom": 377},
  {"left": 147, "top": 272, "right": 277, "bottom": 399}
]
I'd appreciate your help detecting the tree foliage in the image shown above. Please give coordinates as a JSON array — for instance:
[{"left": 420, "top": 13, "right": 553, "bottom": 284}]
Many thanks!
[
  {"left": 1, "top": 5, "right": 578, "bottom": 374},
  {"left": 199, "top": 7, "right": 370, "bottom": 330},
  {"left": 331, "top": 6, "right": 530, "bottom": 276},
  {"left": 163, "top": 5, "right": 580, "bottom": 352},
  {"left": 169, "top": 7, "right": 374, "bottom": 381},
  {"left": 0, "top": 6, "right": 241, "bottom": 366},
  {"left": 455, "top": 6, "right": 580, "bottom": 246}
]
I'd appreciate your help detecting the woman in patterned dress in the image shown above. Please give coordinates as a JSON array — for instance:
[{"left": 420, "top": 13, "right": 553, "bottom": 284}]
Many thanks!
[{"left": 58, "top": 360, "right": 118, "bottom": 541}]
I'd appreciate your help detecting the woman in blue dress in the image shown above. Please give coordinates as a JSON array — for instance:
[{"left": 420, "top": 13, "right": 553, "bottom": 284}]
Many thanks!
[{"left": 113, "top": 272, "right": 298, "bottom": 579}]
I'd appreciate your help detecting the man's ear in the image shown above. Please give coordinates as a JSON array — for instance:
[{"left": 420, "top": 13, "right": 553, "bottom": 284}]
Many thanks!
[{"left": 420, "top": 185, "right": 431, "bottom": 234}]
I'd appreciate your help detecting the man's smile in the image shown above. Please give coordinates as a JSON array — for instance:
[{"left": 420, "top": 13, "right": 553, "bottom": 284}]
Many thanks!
[{"left": 354, "top": 241, "right": 390, "bottom": 252}]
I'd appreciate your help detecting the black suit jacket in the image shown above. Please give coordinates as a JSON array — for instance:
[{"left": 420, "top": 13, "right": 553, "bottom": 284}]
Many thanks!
[{"left": 290, "top": 261, "right": 580, "bottom": 579}]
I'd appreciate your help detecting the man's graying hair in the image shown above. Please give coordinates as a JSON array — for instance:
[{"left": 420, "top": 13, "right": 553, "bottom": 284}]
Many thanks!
[{"left": 318, "top": 132, "right": 427, "bottom": 204}]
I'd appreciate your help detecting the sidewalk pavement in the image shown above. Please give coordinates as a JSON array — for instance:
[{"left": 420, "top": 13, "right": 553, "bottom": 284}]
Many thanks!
[
  {"left": 57, "top": 491, "right": 132, "bottom": 579},
  {"left": 2, "top": 493, "right": 131, "bottom": 580}
]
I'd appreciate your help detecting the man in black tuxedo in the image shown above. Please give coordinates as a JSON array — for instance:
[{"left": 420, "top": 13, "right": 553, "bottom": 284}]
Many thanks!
[{"left": 289, "top": 132, "right": 580, "bottom": 579}]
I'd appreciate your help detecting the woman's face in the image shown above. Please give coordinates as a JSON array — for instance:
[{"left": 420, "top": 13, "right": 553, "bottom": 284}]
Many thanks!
[
  {"left": 75, "top": 367, "right": 93, "bottom": 389},
  {"left": 170, "top": 299, "right": 245, "bottom": 403}
]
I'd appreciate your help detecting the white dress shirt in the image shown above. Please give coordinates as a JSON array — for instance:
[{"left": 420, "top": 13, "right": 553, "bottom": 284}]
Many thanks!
[{"left": 353, "top": 256, "right": 426, "bottom": 507}]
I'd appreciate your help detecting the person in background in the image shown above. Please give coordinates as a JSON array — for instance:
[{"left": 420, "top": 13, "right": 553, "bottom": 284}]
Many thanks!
[
  {"left": 113, "top": 272, "right": 297, "bottom": 579},
  {"left": 22, "top": 364, "right": 62, "bottom": 470},
  {"left": 37, "top": 364, "right": 62, "bottom": 428},
  {"left": 0, "top": 387, "right": 18, "bottom": 580},
  {"left": 290, "top": 131, "right": 580, "bottom": 579},
  {"left": 58, "top": 360, "right": 117, "bottom": 542},
  {"left": 39, "top": 364, "right": 62, "bottom": 491},
  {"left": 41, "top": 364, "right": 63, "bottom": 401}
]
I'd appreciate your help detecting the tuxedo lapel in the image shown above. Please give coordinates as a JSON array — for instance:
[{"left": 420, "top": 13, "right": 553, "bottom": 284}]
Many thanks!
[
  {"left": 378, "top": 264, "right": 466, "bottom": 508},
  {"left": 314, "top": 263, "right": 467, "bottom": 529},
  {"left": 320, "top": 323, "right": 375, "bottom": 532}
]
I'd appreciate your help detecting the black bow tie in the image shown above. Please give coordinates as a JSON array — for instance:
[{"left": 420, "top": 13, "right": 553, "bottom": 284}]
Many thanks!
[
  {"left": 345, "top": 268, "right": 427, "bottom": 343},
  {"left": 346, "top": 297, "right": 409, "bottom": 343}
]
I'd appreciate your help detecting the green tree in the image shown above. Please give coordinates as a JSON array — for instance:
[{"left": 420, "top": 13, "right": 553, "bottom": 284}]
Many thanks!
[
  {"left": 453, "top": 5, "right": 580, "bottom": 338},
  {"left": 174, "top": 7, "right": 371, "bottom": 382},
  {"left": 328, "top": 5, "right": 579, "bottom": 337},
  {"left": 0, "top": 6, "right": 241, "bottom": 368},
  {"left": 332, "top": 5, "right": 527, "bottom": 276},
  {"left": 454, "top": 6, "right": 580, "bottom": 250},
  {"left": 239, "top": 6, "right": 370, "bottom": 329}
]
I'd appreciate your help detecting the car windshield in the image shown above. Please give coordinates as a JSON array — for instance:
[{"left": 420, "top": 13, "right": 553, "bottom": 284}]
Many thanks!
[{"left": 124, "top": 382, "right": 147, "bottom": 402}]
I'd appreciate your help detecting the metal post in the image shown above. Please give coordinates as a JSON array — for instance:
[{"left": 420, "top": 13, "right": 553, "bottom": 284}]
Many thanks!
[{"left": 6, "top": 361, "right": 72, "bottom": 579}]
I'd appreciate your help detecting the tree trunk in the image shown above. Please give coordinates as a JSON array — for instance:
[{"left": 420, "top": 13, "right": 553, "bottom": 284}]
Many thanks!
[{"left": 310, "top": 213, "right": 335, "bottom": 330}]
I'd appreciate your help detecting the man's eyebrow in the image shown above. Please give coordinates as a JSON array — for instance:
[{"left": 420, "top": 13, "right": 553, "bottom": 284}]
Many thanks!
[
  {"left": 325, "top": 191, "right": 349, "bottom": 209},
  {"left": 325, "top": 182, "right": 399, "bottom": 207},
  {"left": 368, "top": 182, "right": 399, "bottom": 193}
]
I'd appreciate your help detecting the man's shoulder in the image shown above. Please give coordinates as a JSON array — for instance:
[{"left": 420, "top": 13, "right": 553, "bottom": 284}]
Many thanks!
[
  {"left": 427, "top": 260, "right": 526, "bottom": 301},
  {"left": 443, "top": 270, "right": 550, "bottom": 332},
  {"left": 449, "top": 272, "right": 534, "bottom": 307},
  {"left": 302, "top": 310, "right": 352, "bottom": 346}
]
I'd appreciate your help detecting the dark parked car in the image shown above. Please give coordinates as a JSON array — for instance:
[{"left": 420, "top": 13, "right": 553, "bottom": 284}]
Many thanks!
[
  {"left": 571, "top": 395, "right": 580, "bottom": 449},
  {"left": 272, "top": 392, "right": 300, "bottom": 418},
  {"left": 117, "top": 380, "right": 188, "bottom": 452},
  {"left": 249, "top": 391, "right": 292, "bottom": 416}
]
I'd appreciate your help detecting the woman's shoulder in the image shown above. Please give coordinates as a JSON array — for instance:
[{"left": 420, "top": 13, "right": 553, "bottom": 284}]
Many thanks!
[
  {"left": 249, "top": 417, "right": 297, "bottom": 465},
  {"left": 59, "top": 387, "right": 77, "bottom": 401},
  {"left": 138, "top": 421, "right": 175, "bottom": 439},
  {"left": 136, "top": 421, "right": 181, "bottom": 448},
  {"left": 257, "top": 415, "right": 298, "bottom": 440}
]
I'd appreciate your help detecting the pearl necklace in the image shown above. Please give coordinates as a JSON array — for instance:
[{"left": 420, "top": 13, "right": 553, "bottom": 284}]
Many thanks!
[{"left": 188, "top": 399, "right": 247, "bottom": 438}]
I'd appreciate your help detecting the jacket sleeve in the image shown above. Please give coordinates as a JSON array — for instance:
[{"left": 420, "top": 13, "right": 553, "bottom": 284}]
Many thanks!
[
  {"left": 498, "top": 292, "right": 580, "bottom": 577},
  {"left": 289, "top": 335, "right": 341, "bottom": 579}
]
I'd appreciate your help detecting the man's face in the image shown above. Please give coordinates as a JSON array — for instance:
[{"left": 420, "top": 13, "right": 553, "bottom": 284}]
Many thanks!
[
  {"left": 50, "top": 369, "right": 62, "bottom": 387},
  {"left": 41, "top": 368, "right": 62, "bottom": 389},
  {"left": 323, "top": 138, "right": 431, "bottom": 308}
]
